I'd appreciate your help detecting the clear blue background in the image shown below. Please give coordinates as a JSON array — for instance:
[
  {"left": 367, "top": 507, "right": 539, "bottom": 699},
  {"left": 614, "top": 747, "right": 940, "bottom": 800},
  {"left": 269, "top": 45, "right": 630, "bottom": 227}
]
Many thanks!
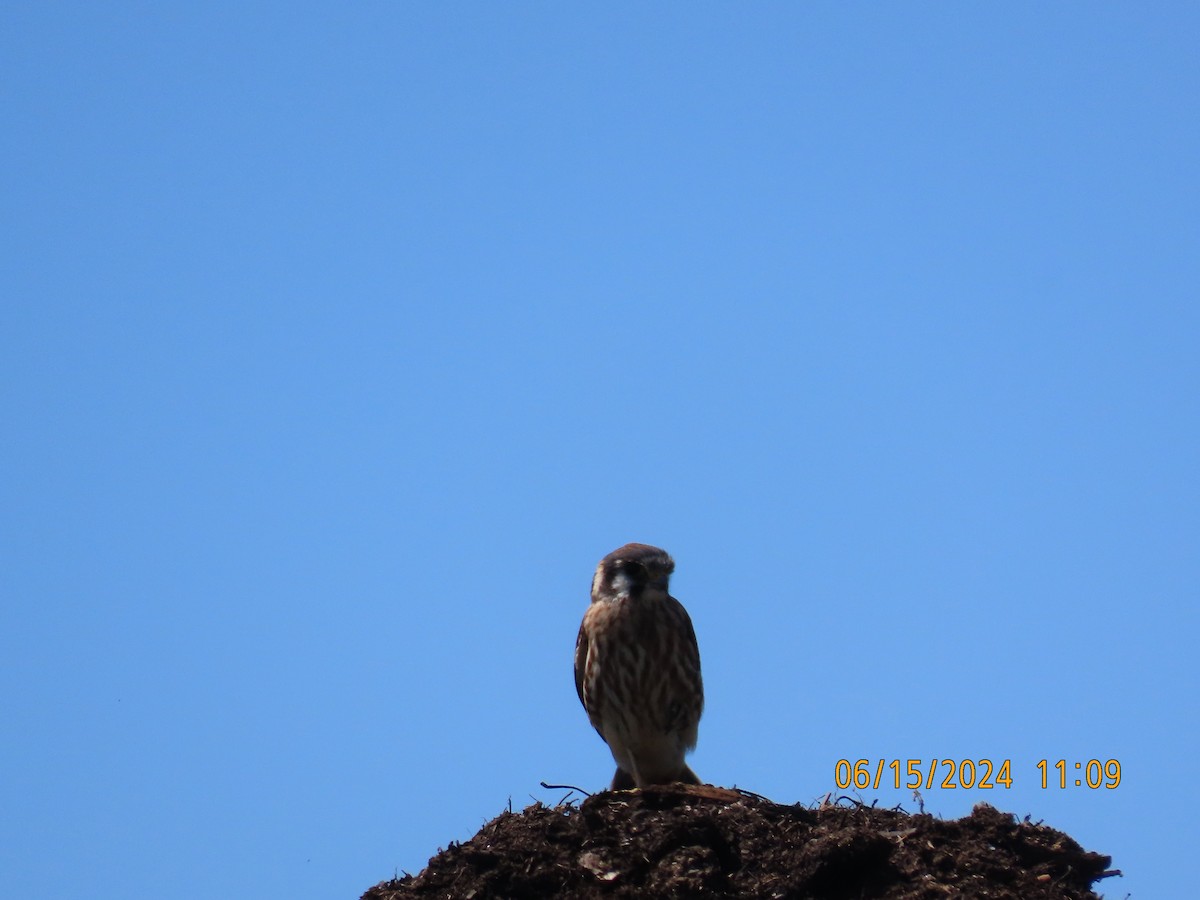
[{"left": 3, "top": 4, "right": 1196, "bottom": 898}]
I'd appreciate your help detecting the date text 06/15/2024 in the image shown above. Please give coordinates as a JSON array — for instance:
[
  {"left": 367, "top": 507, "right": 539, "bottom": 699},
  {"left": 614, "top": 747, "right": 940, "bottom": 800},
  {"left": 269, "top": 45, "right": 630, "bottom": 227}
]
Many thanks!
[{"left": 833, "top": 759, "right": 1122, "bottom": 791}]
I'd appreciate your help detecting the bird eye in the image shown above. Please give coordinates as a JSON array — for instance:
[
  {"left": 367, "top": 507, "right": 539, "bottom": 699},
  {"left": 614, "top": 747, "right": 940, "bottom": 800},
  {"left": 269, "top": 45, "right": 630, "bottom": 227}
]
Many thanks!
[
  {"left": 619, "top": 561, "right": 648, "bottom": 580},
  {"left": 610, "top": 561, "right": 646, "bottom": 584}
]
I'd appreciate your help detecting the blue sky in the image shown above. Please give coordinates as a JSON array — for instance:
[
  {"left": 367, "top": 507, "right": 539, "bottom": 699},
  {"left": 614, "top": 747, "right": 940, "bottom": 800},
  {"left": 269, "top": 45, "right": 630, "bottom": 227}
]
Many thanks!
[{"left": 3, "top": 3, "right": 1196, "bottom": 898}]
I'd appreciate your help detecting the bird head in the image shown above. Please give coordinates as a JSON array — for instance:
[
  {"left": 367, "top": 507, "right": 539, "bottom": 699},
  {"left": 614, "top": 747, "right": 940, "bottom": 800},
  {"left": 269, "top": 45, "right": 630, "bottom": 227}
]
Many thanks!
[{"left": 591, "top": 543, "right": 675, "bottom": 602}]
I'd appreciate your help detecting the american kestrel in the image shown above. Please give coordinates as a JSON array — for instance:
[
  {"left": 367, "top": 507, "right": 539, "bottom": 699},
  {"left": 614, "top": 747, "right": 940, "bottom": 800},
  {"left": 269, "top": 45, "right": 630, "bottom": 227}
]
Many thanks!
[{"left": 574, "top": 543, "right": 704, "bottom": 789}]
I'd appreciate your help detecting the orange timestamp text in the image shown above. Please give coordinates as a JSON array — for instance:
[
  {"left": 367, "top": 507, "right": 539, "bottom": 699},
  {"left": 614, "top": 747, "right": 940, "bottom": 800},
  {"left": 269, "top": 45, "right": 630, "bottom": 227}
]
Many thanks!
[
  {"left": 834, "top": 758, "right": 1122, "bottom": 790},
  {"left": 835, "top": 758, "right": 1014, "bottom": 790}
]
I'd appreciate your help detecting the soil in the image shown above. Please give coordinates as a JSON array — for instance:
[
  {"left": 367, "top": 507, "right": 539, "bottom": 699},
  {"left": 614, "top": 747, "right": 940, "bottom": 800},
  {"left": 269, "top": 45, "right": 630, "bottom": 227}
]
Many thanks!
[{"left": 362, "top": 784, "right": 1118, "bottom": 899}]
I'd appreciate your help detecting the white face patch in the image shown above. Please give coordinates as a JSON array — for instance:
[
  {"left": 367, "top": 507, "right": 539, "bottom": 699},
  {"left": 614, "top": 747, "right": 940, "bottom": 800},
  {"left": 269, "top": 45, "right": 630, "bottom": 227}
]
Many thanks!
[{"left": 610, "top": 569, "right": 636, "bottom": 596}]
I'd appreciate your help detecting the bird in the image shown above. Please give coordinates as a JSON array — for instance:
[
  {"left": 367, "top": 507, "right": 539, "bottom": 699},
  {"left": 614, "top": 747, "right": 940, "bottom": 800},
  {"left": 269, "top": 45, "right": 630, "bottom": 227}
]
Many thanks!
[{"left": 573, "top": 542, "right": 704, "bottom": 789}]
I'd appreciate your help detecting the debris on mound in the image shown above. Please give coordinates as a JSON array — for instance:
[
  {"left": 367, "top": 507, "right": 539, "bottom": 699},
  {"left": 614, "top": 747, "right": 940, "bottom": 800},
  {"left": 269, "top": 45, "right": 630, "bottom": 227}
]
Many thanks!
[{"left": 364, "top": 784, "right": 1117, "bottom": 899}]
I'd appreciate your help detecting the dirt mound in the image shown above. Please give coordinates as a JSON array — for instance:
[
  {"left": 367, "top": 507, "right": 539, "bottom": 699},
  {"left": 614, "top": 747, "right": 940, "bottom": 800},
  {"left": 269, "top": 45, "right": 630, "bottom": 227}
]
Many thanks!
[{"left": 363, "top": 784, "right": 1117, "bottom": 899}]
